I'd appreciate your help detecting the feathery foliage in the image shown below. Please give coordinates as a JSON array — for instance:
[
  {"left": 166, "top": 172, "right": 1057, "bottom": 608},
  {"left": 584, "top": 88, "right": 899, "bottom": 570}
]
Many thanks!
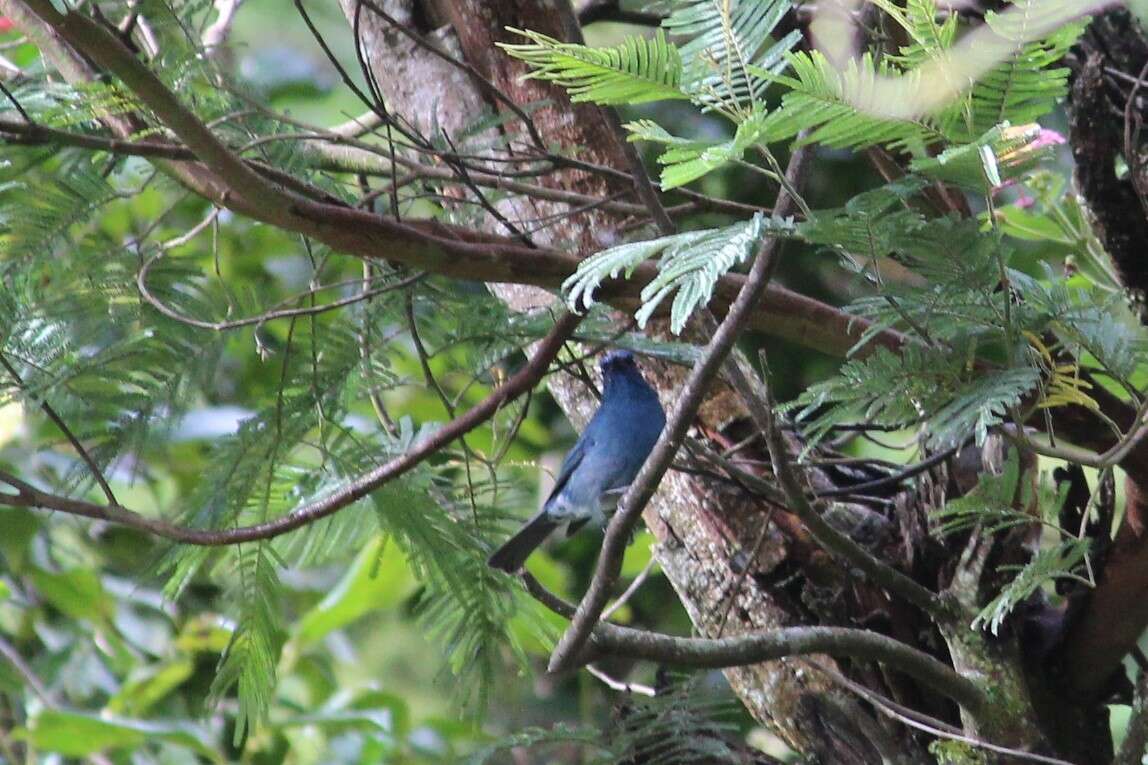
[
  {"left": 661, "top": 0, "right": 801, "bottom": 117},
  {"left": 624, "top": 109, "right": 770, "bottom": 189},
  {"left": 946, "top": 1, "right": 1088, "bottom": 141},
  {"left": 211, "top": 542, "right": 283, "bottom": 745},
  {"left": 0, "top": 0, "right": 1130, "bottom": 759},
  {"left": 758, "top": 50, "right": 943, "bottom": 151},
  {"left": 974, "top": 539, "right": 1090, "bottom": 634},
  {"left": 499, "top": 29, "right": 689, "bottom": 105},
  {"left": 932, "top": 452, "right": 1089, "bottom": 634},
  {"left": 503, "top": 0, "right": 800, "bottom": 119},
  {"left": 468, "top": 674, "right": 749, "bottom": 764},
  {"left": 563, "top": 213, "right": 793, "bottom": 333}
]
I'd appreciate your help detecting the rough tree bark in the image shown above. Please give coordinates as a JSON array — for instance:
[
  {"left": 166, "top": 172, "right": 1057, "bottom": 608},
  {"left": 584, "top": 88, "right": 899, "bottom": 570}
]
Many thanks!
[
  {"left": 334, "top": 1, "right": 924, "bottom": 759},
  {"left": 1057, "top": 8, "right": 1148, "bottom": 703},
  {"left": 340, "top": 3, "right": 1148, "bottom": 762},
  {"left": 335, "top": 1, "right": 1004, "bottom": 761}
]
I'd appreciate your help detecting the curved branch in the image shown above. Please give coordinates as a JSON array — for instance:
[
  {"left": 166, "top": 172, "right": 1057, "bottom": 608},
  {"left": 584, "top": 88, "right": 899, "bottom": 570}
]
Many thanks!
[
  {"left": 593, "top": 623, "right": 986, "bottom": 715},
  {"left": 547, "top": 146, "right": 811, "bottom": 674},
  {"left": 1, "top": 0, "right": 903, "bottom": 361},
  {"left": 137, "top": 260, "right": 425, "bottom": 332},
  {"left": 521, "top": 573, "right": 988, "bottom": 716}
]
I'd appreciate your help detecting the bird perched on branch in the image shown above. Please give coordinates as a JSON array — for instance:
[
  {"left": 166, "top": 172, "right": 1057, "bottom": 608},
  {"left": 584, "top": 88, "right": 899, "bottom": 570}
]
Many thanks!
[{"left": 488, "top": 350, "right": 666, "bottom": 573}]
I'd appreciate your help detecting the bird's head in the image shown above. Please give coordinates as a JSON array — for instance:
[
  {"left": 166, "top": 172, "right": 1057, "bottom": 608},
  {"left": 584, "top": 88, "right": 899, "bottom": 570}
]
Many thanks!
[
  {"left": 599, "top": 349, "right": 637, "bottom": 375},
  {"left": 600, "top": 350, "right": 663, "bottom": 414}
]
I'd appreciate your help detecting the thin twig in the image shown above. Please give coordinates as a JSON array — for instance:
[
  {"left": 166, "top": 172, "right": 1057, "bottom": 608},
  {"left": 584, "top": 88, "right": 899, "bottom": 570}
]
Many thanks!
[
  {"left": 752, "top": 352, "right": 946, "bottom": 617},
  {"left": 585, "top": 664, "right": 657, "bottom": 696},
  {"left": 137, "top": 261, "right": 425, "bottom": 331},
  {"left": 812, "top": 444, "right": 957, "bottom": 499},
  {"left": 0, "top": 312, "right": 581, "bottom": 545},
  {"left": 357, "top": 0, "right": 547, "bottom": 152},
  {"left": 715, "top": 506, "right": 775, "bottom": 637},
  {"left": 0, "top": 78, "right": 32, "bottom": 122},
  {"left": 807, "top": 660, "right": 1075, "bottom": 765},
  {"left": 0, "top": 635, "right": 57, "bottom": 705},
  {"left": 5, "top": 1, "right": 907, "bottom": 355},
  {"left": 21, "top": 0, "right": 288, "bottom": 207},
  {"left": 547, "top": 146, "right": 811, "bottom": 674},
  {"left": 1124, "top": 59, "right": 1148, "bottom": 219},
  {"left": 0, "top": 352, "right": 118, "bottom": 505},
  {"left": 600, "top": 557, "right": 657, "bottom": 622}
]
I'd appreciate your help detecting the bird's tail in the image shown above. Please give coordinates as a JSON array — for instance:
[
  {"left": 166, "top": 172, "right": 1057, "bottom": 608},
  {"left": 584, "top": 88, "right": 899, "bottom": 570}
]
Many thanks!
[{"left": 488, "top": 512, "right": 561, "bottom": 572}]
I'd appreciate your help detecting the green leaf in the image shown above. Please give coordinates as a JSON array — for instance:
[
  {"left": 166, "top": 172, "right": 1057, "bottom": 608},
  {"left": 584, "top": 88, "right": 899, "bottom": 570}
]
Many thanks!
[
  {"left": 626, "top": 108, "right": 771, "bottom": 188},
  {"left": 210, "top": 542, "right": 283, "bottom": 746},
  {"left": 909, "top": 123, "right": 1048, "bottom": 193},
  {"left": 175, "top": 614, "right": 233, "bottom": 654},
  {"left": 30, "top": 568, "right": 111, "bottom": 623},
  {"left": 294, "top": 535, "right": 416, "bottom": 644},
  {"left": 793, "top": 345, "right": 1041, "bottom": 449},
  {"left": 973, "top": 539, "right": 1090, "bottom": 635},
  {"left": 16, "top": 710, "right": 218, "bottom": 759},
  {"left": 665, "top": 0, "right": 801, "bottom": 117},
  {"left": 931, "top": 450, "right": 1026, "bottom": 536},
  {"left": 757, "top": 50, "right": 943, "bottom": 150},
  {"left": 994, "top": 205, "right": 1074, "bottom": 244},
  {"left": 499, "top": 29, "right": 688, "bottom": 105},
  {"left": 943, "top": 0, "right": 1087, "bottom": 141},
  {"left": 107, "top": 659, "right": 197, "bottom": 716},
  {"left": 565, "top": 214, "right": 795, "bottom": 334}
]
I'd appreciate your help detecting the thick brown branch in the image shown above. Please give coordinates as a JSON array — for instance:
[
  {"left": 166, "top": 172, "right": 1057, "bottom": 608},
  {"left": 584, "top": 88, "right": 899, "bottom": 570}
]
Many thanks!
[
  {"left": 20, "top": 0, "right": 287, "bottom": 208},
  {"left": 4, "top": 0, "right": 905, "bottom": 363},
  {"left": 522, "top": 573, "right": 988, "bottom": 716}
]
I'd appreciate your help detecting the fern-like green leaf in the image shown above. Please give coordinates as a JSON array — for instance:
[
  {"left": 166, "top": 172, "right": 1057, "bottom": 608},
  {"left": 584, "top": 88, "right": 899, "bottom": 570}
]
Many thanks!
[
  {"left": 625, "top": 107, "right": 770, "bottom": 188},
  {"left": 793, "top": 344, "right": 1041, "bottom": 448},
  {"left": 758, "top": 51, "right": 944, "bottom": 151},
  {"left": 637, "top": 213, "right": 773, "bottom": 332},
  {"left": 664, "top": 0, "right": 801, "bottom": 117},
  {"left": 499, "top": 28, "right": 688, "bottom": 105},
  {"left": 210, "top": 542, "right": 283, "bottom": 745},
  {"left": 564, "top": 214, "right": 795, "bottom": 333},
  {"left": 974, "top": 539, "right": 1089, "bottom": 634},
  {"left": 944, "top": 0, "right": 1087, "bottom": 141}
]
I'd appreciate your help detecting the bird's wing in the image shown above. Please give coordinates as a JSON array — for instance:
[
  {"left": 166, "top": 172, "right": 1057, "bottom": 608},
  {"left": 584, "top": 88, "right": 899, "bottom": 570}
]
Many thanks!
[{"left": 544, "top": 432, "right": 593, "bottom": 508}]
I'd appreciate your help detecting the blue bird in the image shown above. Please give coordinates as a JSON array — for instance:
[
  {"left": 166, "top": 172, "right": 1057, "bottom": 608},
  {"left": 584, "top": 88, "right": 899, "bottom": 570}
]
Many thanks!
[{"left": 488, "top": 350, "right": 666, "bottom": 572}]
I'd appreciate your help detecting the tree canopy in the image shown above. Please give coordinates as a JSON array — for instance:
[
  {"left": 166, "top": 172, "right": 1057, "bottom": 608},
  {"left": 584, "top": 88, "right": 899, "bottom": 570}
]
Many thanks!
[{"left": 1, "top": 0, "right": 1148, "bottom": 763}]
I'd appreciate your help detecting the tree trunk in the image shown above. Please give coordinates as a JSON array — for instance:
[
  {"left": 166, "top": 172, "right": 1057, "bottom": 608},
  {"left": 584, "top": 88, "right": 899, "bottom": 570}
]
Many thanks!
[
  {"left": 335, "top": 0, "right": 900, "bottom": 757},
  {"left": 341, "top": 1, "right": 1145, "bottom": 761},
  {"left": 9, "top": 0, "right": 1147, "bottom": 758}
]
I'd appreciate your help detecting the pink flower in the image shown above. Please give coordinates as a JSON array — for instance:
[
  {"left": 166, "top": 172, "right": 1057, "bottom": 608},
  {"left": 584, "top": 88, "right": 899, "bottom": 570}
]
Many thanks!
[
  {"left": 992, "top": 124, "right": 1065, "bottom": 196},
  {"left": 1029, "top": 128, "right": 1067, "bottom": 151}
]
